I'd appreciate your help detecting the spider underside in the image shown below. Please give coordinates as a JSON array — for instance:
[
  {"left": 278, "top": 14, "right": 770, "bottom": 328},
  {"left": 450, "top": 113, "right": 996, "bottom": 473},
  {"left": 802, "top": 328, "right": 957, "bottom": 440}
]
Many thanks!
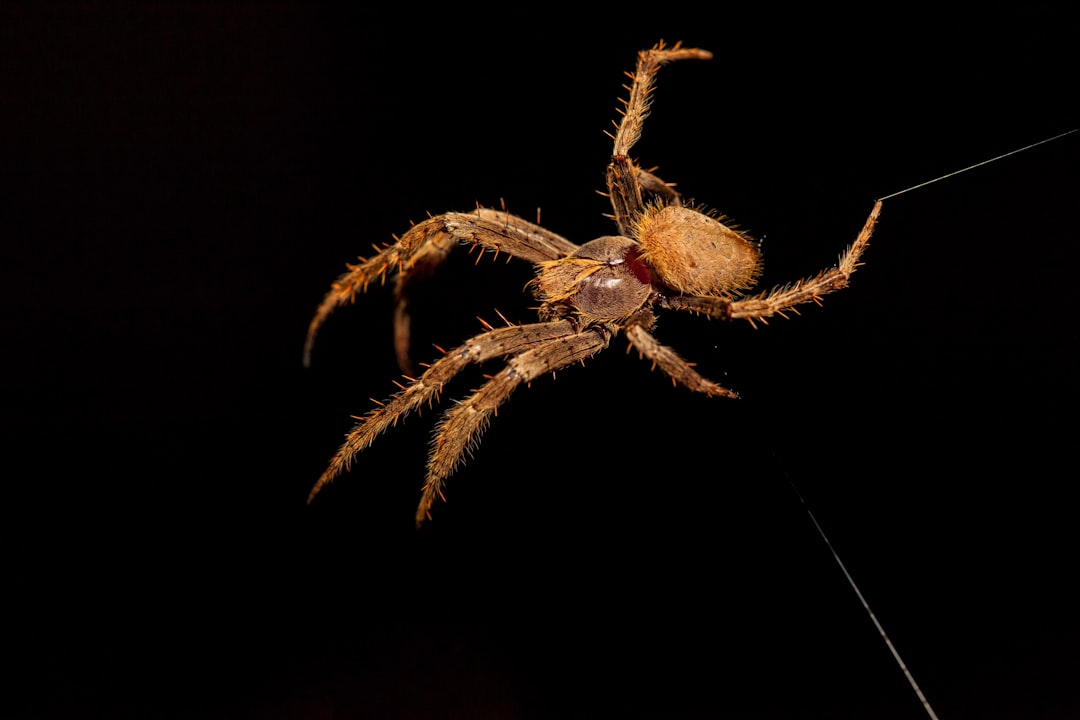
[{"left": 304, "top": 42, "right": 882, "bottom": 526}]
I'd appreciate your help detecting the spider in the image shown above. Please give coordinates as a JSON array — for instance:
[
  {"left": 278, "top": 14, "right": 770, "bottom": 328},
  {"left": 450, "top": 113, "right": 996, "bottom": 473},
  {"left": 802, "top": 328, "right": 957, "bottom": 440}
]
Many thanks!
[{"left": 303, "top": 41, "right": 881, "bottom": 526}]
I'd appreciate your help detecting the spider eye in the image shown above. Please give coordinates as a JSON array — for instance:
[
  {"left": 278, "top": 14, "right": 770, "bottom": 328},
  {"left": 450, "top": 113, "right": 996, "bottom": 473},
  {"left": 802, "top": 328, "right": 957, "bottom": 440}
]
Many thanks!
[{"left": 636, "top": 206, "right": 762, "bottom": 297}]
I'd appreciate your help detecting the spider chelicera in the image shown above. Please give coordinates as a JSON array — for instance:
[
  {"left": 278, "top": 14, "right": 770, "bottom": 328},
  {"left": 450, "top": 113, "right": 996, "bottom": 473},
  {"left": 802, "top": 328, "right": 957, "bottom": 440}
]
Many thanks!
[{"left": 303, "top": 41, "right": 881, "bottom": 526}]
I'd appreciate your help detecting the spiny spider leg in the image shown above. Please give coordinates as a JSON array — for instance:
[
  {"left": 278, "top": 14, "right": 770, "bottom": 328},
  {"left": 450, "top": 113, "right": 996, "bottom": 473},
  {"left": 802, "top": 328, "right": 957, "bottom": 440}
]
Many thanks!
[
  {"left": 307, "top": 319, "right": 579, "bottom": 507},
  {"left": 635, "top": 168, "right": 683, "bottom": 206},
  {"left": 624, "top": 310, "right": 739, "bottom": 399},
  {"left": 599, "top": 167, "right": 685, "bottom": 227},
  {"left": 606, "top": 42, "right": 712, "bottom": 234},
  {"left": 303, "top": 208, "right": 579, "bottom": 368},
  {"left": 416, "top": 326, "right": 612, "bottom": 525},
  {"left": 657, "top": 201, "right": 882, "bottom": 325}
]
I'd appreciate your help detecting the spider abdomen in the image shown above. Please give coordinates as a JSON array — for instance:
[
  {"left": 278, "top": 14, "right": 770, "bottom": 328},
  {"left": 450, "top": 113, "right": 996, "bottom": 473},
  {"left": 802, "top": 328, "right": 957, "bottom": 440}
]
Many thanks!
[
  {"left": 535, "top": 235, "right": 652, "bottom": 322},
  {"left": 636, "top": 205, "right": 762, "bottom": 297}
]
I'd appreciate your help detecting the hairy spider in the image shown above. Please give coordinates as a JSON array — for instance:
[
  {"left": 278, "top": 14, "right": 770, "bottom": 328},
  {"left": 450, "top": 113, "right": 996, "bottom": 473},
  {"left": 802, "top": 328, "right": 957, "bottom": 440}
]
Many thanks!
[{"left": 304, "top": 41, "right": 881, "bottom": 526}]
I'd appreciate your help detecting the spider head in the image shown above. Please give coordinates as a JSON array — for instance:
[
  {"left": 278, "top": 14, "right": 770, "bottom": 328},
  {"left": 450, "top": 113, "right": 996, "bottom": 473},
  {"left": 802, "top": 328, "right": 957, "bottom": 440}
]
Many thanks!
[{"left": 634, "top": 204, "right": 762, "bottom": 298}]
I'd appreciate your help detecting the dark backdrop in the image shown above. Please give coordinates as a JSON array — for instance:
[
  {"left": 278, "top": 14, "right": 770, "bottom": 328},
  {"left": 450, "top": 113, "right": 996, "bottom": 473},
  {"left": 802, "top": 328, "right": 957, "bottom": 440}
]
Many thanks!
[{"left": 4, "top": 4, "right": 1077, "bottom": 719}]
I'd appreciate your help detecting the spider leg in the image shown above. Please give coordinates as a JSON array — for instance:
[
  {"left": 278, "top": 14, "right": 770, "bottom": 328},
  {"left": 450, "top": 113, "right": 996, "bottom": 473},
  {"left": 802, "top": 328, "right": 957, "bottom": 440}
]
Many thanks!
[
  {"left": 636, "top": 168, "right": 683, "bottom": 206},
  {"left": 307, "top": 319, "right": 578, "bottom": 505},
  {"left": 303, "top": 208, "right": 579, "bottom": 369},
  {"left": 624, "top": 310, "right": 738, "bottom": 399},
  {"left": 392, "top": 239, "right": 446, "bottom": 375},
  {"left": 657, "top": 201, "right": 882, "bottom": 325},
  {"left": 602, "top": 167, "right": 685, "bottom": 226},
  {"left": 606, "top": 42, "right": 712, "bottom": 234},
  {"left": 416, "top": 325, "right": 612, "bottom": 526}
]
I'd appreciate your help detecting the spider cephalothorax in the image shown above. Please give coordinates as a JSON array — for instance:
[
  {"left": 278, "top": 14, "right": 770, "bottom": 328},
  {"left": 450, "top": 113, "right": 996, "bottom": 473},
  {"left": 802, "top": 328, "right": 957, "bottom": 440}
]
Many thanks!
[{"left": 304, "top": 42, "right": 881, "bottom": 526}]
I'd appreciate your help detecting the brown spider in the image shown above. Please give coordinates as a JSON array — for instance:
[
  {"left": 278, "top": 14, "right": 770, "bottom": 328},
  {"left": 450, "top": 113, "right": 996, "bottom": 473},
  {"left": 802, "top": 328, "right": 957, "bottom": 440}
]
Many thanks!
[{"left": 304, "top": 41, "right": 881, "bottom": 526}]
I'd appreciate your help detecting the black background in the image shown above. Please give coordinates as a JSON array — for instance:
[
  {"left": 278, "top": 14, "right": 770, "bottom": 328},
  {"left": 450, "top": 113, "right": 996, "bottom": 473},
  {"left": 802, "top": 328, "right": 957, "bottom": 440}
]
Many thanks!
[{"left": 4, "top": 3, "right": 1078, "bottom": 719}]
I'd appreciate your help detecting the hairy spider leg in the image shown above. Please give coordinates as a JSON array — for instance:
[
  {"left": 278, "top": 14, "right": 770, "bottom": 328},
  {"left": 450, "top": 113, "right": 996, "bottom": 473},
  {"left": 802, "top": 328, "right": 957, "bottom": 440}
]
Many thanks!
[
  {"left": 606, "top": 42, "right": 713, "bottom": 235},
  {"left": 307, "top": 319, "right": 580, "bottom": 507},
  {"left": 417, "top": 326, "right": 612, "bottom": 525},
  {"left": 623, "top": 310, "right": 739, "bottom": 398},
  {"left": 657, "top": 201, "right": 882, "bottom": 325},
  {"left": 303, "top": 208, "right": 579, "bottom": 369}
]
